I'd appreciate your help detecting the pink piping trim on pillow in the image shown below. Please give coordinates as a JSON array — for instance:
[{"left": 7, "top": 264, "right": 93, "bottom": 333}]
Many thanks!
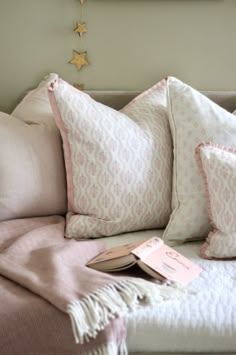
[
  {"left": 200, "top": 229, "right": 236, "bottom": 261},
  {"left": 48, "top": 82, "right": 76, "bottom": 213},
  {"left": 195, "top": 142, "right": 236, "bottom": 259},
  {"left": 199, "top": 229, "right": 218, "bottom": 260},
  {"left": 120, "top": 77, "right": 167, "bottom": 111},
  {"left": 195, "top": 142, "right": 216, "bottom": 229}
]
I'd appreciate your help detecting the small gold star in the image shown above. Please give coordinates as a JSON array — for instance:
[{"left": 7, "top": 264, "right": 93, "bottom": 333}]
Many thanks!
[
  {"left": 74, "top": 83, "right": 84, "bottom": 91},
  {"left": 69, "top": 50, "right": 89, "bottom": 72},
  {"left": 74, "top": 22, "right": 87, "bottom": 36}
]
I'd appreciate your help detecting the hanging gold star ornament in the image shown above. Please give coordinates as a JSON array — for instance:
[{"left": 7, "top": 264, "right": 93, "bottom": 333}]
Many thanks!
[
  {"left": 75, "top": 0, "right": 87, "bottom": 36},
  {"left": 73, "top": 83, "right": 85, "bottom": 91},
  {"left": 69, "top": 0, "right": 88, "bottom": 89},
  {"left": 74, "top": 22, "right": 87, "bottom": 36},
  {"left": 69, "top": 50, "right": 88, "bottom": 72}
]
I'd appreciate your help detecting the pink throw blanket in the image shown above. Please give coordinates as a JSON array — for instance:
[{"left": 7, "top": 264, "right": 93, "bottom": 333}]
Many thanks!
[{"left": 0, "top": 215, "right": 184, "bottom": 354}]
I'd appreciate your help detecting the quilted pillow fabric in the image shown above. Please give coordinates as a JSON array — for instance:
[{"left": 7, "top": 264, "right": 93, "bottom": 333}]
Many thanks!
[
  {"left": 163, "top": 77, "right": 236, "bottom": 245},
  {"left": 196, "top": 143, "right": 236, "bottom": 259},
  {"left": 48, "top": 78, "right": 172, "bottom": 239}
]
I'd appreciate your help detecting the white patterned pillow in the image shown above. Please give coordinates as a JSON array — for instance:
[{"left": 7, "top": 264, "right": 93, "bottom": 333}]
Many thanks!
[
  {"left": 196, "top": 143, "right": 236, "bottom": 259},
  {"left": 163, "top": 77, "right": 236, "bottom": 245},
  {"left": 48, "top": 78, "right": 172, "bottom": 239}
]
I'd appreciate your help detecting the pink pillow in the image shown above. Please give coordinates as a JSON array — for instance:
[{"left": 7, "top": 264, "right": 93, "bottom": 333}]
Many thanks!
[
  {"left": 0, "top": 112, "right": 66, "bottom": 221},
  {"left": 196, "top": 142, "right": 236, "bottom": 259},
  {"left": 8, "top": 73, "right": 67, "bottom": 219},
  {"left": 48, "top": 78, "right": 172, "bottom": 239},
  {"left": 12, "top": 73, "right": 60, "bottom": 125}
]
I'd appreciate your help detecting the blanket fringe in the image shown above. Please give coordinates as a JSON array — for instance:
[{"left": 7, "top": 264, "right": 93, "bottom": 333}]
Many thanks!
[
  {"left": 85, "top": 341, "right": 128, "bottom": 355},
  {"left": 67, "top": 278, "right": 186, "bottom": 344}
]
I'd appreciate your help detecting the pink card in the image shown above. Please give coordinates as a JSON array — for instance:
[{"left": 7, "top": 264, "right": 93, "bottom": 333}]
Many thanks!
[{"left": 132, "top": 237, "right": 202, "bottom": 285}]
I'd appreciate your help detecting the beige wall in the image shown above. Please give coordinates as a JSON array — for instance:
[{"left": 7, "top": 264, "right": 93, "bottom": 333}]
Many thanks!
[{"left": 0, "top": 0, "right": 235, "bottom": 113}]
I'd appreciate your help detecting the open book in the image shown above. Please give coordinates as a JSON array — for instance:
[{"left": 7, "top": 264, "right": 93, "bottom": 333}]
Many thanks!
[{"left": 87, "top": 237, "right": 202, "bottom": 286}]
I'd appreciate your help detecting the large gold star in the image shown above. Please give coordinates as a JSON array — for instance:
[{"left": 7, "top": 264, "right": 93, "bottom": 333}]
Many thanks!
[
  {"left": 69, "top": 50, "right": 88, "bottom": 71},
  {"left": 74, "top": 22, "right": 87, "bottom": 36}
]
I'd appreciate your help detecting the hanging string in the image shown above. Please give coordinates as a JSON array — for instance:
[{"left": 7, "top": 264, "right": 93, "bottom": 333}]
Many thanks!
[
  {"left": 69, "top": 0, "right": 89, "bottom": 90},
  {"left": 80, "top": 0, "right": 84, "bottom": 23},
  {"left": 74, "top": 0, "right": 87, "bottom": 37}
]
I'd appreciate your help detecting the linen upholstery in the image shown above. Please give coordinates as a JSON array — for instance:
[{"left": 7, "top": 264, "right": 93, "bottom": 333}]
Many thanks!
[{"left": 87, "top": 90, "right": 236, "bottom": 113}]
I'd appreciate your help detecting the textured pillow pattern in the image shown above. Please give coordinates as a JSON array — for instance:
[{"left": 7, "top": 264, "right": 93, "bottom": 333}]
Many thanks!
[
  {"left": 48, "top": 78, "right": 172, "bottom": 238},
  {"left": 196, "top": 143, "right": 236, "bottom": 259},
  {"left": 163, "top": 77, "right": 236, "bottom": 245},
  {"left": 0, "top": 112, "right": 66, "bottom": 221}
]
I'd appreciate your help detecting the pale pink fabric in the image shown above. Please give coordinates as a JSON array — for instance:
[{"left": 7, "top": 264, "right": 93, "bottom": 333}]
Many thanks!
[
  {"left": 48, "top": 78, "right": 172, "bottom": 239},
  {"left": 11, "top": 73, "right": 67, "bottom": 218},
  {"left": 196, "top": 143, "right": 236, "bottom": 259},
  {"left": 0, "top": 216, "right": 126, "bottom": 353},
  {"left": 0, "top": 112, "right": 66, "bottom": 221},
  {"left": 0, "top": 274, "right": 124, "bottom": 355},
  {"left": 0, "top": 215, "right": 180, "bottom": 353},
  {"left": 12, "top": 73, "right": 59, "bottom": 125}
]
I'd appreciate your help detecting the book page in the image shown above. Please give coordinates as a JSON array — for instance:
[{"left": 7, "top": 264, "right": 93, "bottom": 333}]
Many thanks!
[{"left": 87, "top": 239, "right": 145, "bottom": 266}]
